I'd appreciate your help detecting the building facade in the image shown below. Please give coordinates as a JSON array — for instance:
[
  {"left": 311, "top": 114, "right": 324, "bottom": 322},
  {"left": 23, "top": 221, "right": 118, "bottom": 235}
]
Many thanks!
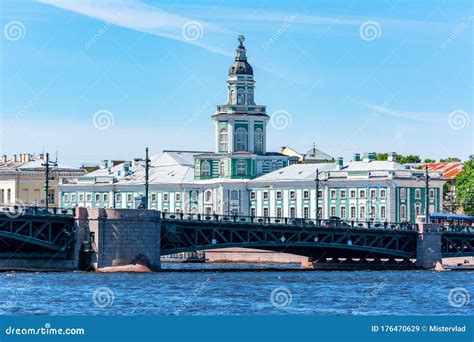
[{"left": 58, "top": 36, "right": 445, "bottom": 223}]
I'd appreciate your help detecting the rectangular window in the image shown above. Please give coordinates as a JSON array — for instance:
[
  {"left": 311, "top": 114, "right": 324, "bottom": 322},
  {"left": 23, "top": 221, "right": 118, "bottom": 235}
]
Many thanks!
[
  {"left": 350, "top": 190, "right": 356, "bottom": 198},
  {"left": 360, "top": 206, "right": 366, "bottom": 219},
  {"left": 290, "top": 207, "right": 296, "bottom": 218},
  {"left": 176, "top": 193, "right": 181, "bottom": 202},
  {"left": 303, "top": 190, "right": 309, "bottom": 199},
  {"left": 251, "top": 207, "right": 256, "bottom": 217},
  {"left": 318, "top": 190, "right": 323, "bottom": 199},
  {"left": 381, "top": 206, "right": 386, "bottom": 220},
  {"left": 371, "top": 206, "right": 376, "bottom": 219},
  {"left": 276, "top": 191, "right": 282, "bottom": 200},
  {"left": 115, "top": 193, "right": 121, "bottom": 202},
  {"left": 7, "top": 189, "right": 11, "bottom": 202},
  {"left": 263, "top": 191, "right": 269, "bottom": 200},
  {"left": 276, "top": 207, "right": 282, "bottom": 218},
  {"left": 359, "top": 190, "right": 366, "bottom": 198},
  {"left": 330, "top": 206, "right": 336, "bottom": 217},
  {"left": 429, "top": 189, "right": 435, "bottom": 199},
  {"left": 303, "top": 207, "right": 309, "bottom": 219},
  {"left": 263, "top": 207, "right": 269, "bottom": 217},
  {"left": 230, "top": 190, "right": 239, "bottom": 201},
  {"left": 163, "top": 193, "right": 169, "bottom": 202},
  {"left": 415, "top": 189, "right": 421, "bottom": 199},
  {"left": 340, "top": 190, "right": 346, "bottom": 199},
  {"left": 341, "top": 206, "right": 346, "bottom": 219},
  {"left": 350, "top": 206, "right": 356, "bottom": 219},
  {"left": 86, "top": 194, "right": 92, "bottom": 202},
  {"left": 400, "top": 205, "right": 406, "bottom": 220},
  {"left": 79, "top": 193, "right": 84, "bottom": 202},
  {"left": 380, "top": 189, "right": 386, "bottom": 198},
  {"left": 103, "top": 194, "right": 108, "bottom": 202},
  {"left": 289, "top": 191, "right": 295, "bottom": 200},
  {"left": 370, "top": 189, "right": 376, "bottom": 199},
  {"left": 400, "top": 188, "right": 406, "bottom": 200},
  {"left": 71, "top": 194, "right": 76, "bottom": 202},
  {"left": 127, "top": 194, "right": 132, "bottom": 202},
  {"left": 95, "top": 193, "right": 100, "bottom": 202},
  {"left": 191, "top": 191, "right": 197, "bottom": 201},
  {"left": 330, "top": 190, "right": 336, "bottom": 199},
  {"left": 250, "top": 191, "right": 256, "bottom": 200},
  {"left": 64, "top": 194, "right": 69, "bottom": 202},
  {"left": 151, "top": 193, "right": 156, "bottom": 202}
]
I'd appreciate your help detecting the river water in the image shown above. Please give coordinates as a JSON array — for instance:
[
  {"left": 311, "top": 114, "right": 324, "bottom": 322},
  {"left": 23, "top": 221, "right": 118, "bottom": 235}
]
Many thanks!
[{"left": 0, "top": 264, "right": 472, "bottom": 316}]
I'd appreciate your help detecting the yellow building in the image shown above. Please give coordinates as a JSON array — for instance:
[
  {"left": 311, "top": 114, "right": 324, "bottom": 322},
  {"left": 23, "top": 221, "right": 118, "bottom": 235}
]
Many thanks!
[{"left": 0, "top": 153, "right": 85, "bottom": 208}]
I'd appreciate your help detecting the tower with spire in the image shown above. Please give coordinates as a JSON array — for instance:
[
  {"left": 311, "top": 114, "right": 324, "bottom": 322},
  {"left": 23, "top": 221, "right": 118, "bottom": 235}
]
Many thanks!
[{"left": 194, "top": 35, "right": 289, "bottom": 180}]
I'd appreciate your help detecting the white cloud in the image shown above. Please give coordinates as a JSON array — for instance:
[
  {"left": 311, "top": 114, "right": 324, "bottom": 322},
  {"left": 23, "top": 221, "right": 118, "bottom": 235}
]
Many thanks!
[{"left": 365, "top": 103, "right": 446, "bottom": 123}]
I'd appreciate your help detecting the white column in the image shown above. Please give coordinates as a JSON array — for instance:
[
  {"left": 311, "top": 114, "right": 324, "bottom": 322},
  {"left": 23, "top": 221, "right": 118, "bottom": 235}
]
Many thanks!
[
  {"left": 214, "top": 120, "right": 219, "bottom": 153},
  {"left": 227, "top": 120, "right": 234, "bottom": 153},
  {"left": 248, "top": 119, "right": 254, "bottom": 153}
]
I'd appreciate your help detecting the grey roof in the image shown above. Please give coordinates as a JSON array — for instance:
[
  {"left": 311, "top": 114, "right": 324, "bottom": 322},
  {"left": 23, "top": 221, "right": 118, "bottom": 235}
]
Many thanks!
[
  {"left": 0, "top": 159, "right": 83, "bottom": 173},
  {"left": 252, "top": 163, "right": 339, "bottom": 182},
  {"left": 344, "top": 161, "right": 406, "bottom": 171},
  {"left": 304, "top": 147, "right": 333, "bottom": 161}
]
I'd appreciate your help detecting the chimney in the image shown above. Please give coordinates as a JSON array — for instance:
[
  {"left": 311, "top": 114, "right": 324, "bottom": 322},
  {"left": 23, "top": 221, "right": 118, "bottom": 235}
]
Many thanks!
[
  {"left": 37, "top": 153, "right": 45, "bottom": 160},
  {"left": 100, "top": 160, "right": 109, "bottom": 169},
  {"left": 353, "top": 153, "right": 361, "bottom": 162},
  {"left": 24, "top": 154, "right": 31, "bottom": 162},
  {"left": 363, "top": 152, "right": 376, "bottom": 163},
  {"left": 12, "top": 155, "right": 17, "bottom": 163},
  {"left": 1, "top": 155, "right": 6, "bottom": 163},
  {"left": 387, "top": 152, "right": 396, "bottom": 162},
  {"left": 336, "top": 157, "right": 344, "bottom": 170}
]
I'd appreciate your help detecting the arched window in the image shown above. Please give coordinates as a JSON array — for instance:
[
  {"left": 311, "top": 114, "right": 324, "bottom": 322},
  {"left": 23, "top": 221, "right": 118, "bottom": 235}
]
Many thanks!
[
  {"left": 219, "top": 128, "right": 228, "bottom": 152},
  {"left": 247, "top": 89, "right": 254, "bottom": 104},
  {"left": 415, "top": 203, "right": 421, "bottom": 217},
  {"left": 219, "top": 161, "right": 225, "bottom": 177},
  {"left": 236, "top": 159, "right": 246, "bottom": 176},
  {"left": 201, "top": 161, "right": 211, "bottom": 177},
  {"left": 229, "top": 89, "right": 235, "bottom": 104},
  {"left": 235, "top": 128, "right": 248, "bottom": 151},
  {"left": 400, "top": 205, "right": 406, "bottom": 220},
  {"left": 237, "top": 89, "right": 245, "bottom": 105},
  {"left": 254, "top": 128, "right": 263, "bottom": 152},
  {"left": 415, "top": 188, "right": 421, "bottom": 199},
  {"left": 205, "top": 190, "right": 212, "bottom": 202}
]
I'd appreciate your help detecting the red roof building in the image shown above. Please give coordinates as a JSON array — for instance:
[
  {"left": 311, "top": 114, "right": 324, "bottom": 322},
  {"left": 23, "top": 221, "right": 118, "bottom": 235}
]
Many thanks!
[{"left": 423, "top": 162, "right": 464, "bottom": 180}]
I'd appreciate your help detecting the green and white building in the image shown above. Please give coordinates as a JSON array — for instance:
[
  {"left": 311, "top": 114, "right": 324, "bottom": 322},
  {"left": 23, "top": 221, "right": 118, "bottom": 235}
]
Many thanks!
[{"left": 59, "top": 36, "right": 445, "bottom": 223}]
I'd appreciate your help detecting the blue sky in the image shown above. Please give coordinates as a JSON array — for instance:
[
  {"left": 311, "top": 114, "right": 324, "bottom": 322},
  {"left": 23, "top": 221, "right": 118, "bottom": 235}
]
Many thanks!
[{"left": 1, "top": 0, "right": 472, "bottom": 166}]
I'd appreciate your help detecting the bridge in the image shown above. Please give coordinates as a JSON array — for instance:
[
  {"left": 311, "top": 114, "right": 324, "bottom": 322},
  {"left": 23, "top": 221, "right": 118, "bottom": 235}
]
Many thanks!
[{"left": 0, "top": 208, "right": 473, "bottom": 271}]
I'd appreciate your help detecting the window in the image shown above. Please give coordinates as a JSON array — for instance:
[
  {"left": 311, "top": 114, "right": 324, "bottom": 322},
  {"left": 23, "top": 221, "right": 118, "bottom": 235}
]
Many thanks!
[
  {"left": 86, "top": 194, "right": 92, "bottom": 202},
  {"left": 359, "top": 190, "right": 366, "bottom": 198},
  {"left": 205, "top": 207, "right": 212, "bottom": 215},
  {"left": 290, "top": 207, "right": 296, "bottom": 218},
  {"left": 0, "top": 189, "right": 3, "bottom": 203},
  {"left": 163, "top": 193, "right": 169, "bottom": 202},
  {"left": 340, "top": 190, "right": 346, "bottom": 199},
  {"left": 429, "top": 189, "right": 435, "bottom": 199},
  {"left": 127, "top": 194, "right": 132, "bottom": 202},
  {"left": 277, "top": 207, "right": 282, "bottom": 218},
  {"left": 303, "top": 190, "right": 309, "bottom": 199},
  {"left": 360, "top": 206, "right": 366, "bottom": 219},
  {"left": 191, "top": 206, "right": 198, "bottom": 214},
  {"left": 7, "top": 189, "right": 11, "bottom": 202},
  {"left": 341, "top": 206, "right": 346, "bottom": 219},
  {"left": 350, "top": 205, "right": 356, "bottom": 219},
  {"left": 380, "top": 189, "right": 386, "bottom": 198},
  {"left": 64, "top": 194, "right": 69, "bottom": 202},
  {"left": 254, "top": 128, "right": 263, "bottom": 152},
  {"left": 115, "top": 194, "right": 121, "bottom": 202},
  {"left": 381, "top": 206, "right": 386, "bottom": 220},
  {"left": 400, "top": 188, "right": 406, "bottom": 200},
  {"left": 176, "top": 193, "right": 181, "bottom": 202},
  {"left": 219, "top": 161, "right": 225, "bottom": 177},
  {"left": 251, "top": 207, "right": 256, "bottom": 217},
  {"left": 276, "top": 191, "right": 282, "bottom": 200},
  {"left": 103, "top": 194, "right": 108, "bottom": 203},
  {"left": 317, "top": 207, "right": 323, "bottom": 218},
  {"left": 230, "top": 190, "right": 239, "bottom": 201},
  {"left": 71, "top": 194, "right": 76, "bottom": 202},
  {"left": 201, "top": 161, "right": 211, "bottom": 177},
  {"left": 318, "top": 190, "right": 323, "bottom": 198},
  {"left": 191, "top": 191, "right": 197, "bottom": 201},
  {"left": 205, "top": 190, "right": 212, "bottom": 203},
  {"left": 219, "top": 128, "right": 228, "bottom": 152},
  {"left": 79, "top": 194, "right": 84, "bottom": 202},
  {"left": 330, "top": 190, "right": 336, "bottom": 199},
  {"left": 350, "top": 190, "right": 356, "bottom": 198},
  {"left": 415, "top": 203, "right": 421, "bottom": 217},
  {"left": 263, "top": 207, "right": 269, "bottom": 217},
  {"left": 370, "top": 206, "right": 376, "bottom": 219},
  {"left": 263, "top": 191, "right": 269, "bottom": 200},
  {"left": 303, "top": 207, "right": 309, "bottom": 219},
  {"left": 250, "top": 191, "right": 256, "bottom": 200},
  {"left": 237, "top": 89, "right": 245, "bottom": 105},
  {"left": 151, "top": 194, "right": 156, "bottom": 202},
  {"left": 415, "top": 189, "right": 421, "bottom": 199},
  {"left": 236, "top": 159, "right": 246, "bottom": 176},
  {"left": 95, "top": 193, "right": 100, "bottom": 202},
  {"left": 290, "top": 191, "right": 296, "bottom": 200},
  {"left": 235, "top": 128, "right": 248, "bottom": 152},
  {"left": 330, "top": 206, "right": 336, "bottom": 217},
  {"left": 400, "top": 205, "right": 406, "bottom": 220},
  {"left": 370, "top": 189, "right": 376, "bottom": 199}
]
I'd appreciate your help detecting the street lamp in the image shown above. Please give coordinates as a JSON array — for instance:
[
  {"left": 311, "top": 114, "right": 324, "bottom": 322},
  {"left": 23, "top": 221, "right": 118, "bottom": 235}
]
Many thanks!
[{"left": 42, "top": 152, "right": 57, "bottom": 210}]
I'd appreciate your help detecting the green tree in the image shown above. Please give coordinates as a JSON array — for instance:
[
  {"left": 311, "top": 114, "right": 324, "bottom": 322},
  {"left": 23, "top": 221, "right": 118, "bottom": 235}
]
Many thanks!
[
  {"left": 455, "top": 160, "right": 474, "bottom": 216},
  {"left": 396, "top": 154, "right": 421, "bottom": 164},
  {"left": 423, "top": 158, "right": 436, "bottom": 163},
  {"left": 440, "top": 157, "right": 461, "bottom": 162},
  {"left": 375, "top": 153, "right": 388, "bottom": 161}
]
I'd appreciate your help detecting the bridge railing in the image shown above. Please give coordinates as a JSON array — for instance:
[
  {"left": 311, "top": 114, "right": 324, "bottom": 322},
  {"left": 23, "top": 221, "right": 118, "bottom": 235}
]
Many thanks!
[
  {"left": 0, "top": 206, "right": 76, "bottom": 217},
  {"left": 161, "top": 212, "right": 417, "bottom": 231}
]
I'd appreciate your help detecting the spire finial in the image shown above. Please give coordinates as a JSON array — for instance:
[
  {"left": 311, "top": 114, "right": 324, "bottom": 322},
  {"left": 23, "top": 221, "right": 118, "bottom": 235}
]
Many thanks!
[{"left": 238, "top": 35, "right": 245, "bottom": 47}]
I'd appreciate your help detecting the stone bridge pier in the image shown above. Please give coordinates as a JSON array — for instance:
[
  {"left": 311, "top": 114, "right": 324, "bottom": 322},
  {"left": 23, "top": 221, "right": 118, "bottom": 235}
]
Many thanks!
[{"left": 75, "top": 208, "right": 161, "bottom": 271}]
